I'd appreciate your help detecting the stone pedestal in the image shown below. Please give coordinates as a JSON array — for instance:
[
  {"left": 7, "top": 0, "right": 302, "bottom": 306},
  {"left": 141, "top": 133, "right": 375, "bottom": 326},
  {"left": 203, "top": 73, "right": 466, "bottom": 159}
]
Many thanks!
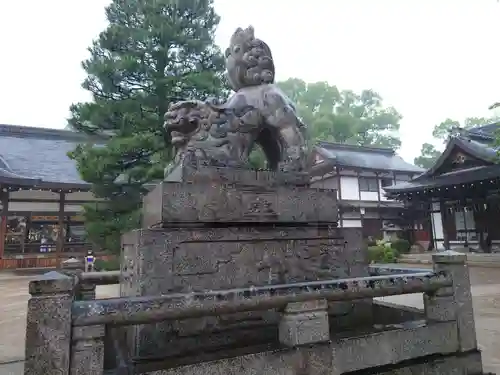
[
  {"left": 121, "top": 166, "right": 369, "bottom": 359},
  {"left": 279, "top": 300, "right": 330, "bottom": 347}
]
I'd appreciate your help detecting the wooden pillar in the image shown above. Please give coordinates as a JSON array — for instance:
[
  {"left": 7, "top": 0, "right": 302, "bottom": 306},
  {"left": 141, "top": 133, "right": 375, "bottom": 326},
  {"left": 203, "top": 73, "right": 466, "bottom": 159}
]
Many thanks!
[
  {"left": 56, "top": 191, "right": 65, "bottom": 268},
  {"left": 462, "top": 203, "right": 469, "bottom": 248},
  {"left": 440, "top": 201, "right": 450, "bottom": 250},
  {"left": 375, "top": 172, "right": 382, "bottom": 238},
  {"left": 336, "top": 167, "right": 343, "bottom": 228},
  {"left": 0, "top": 189, "right": 9, "bottom": 260}
]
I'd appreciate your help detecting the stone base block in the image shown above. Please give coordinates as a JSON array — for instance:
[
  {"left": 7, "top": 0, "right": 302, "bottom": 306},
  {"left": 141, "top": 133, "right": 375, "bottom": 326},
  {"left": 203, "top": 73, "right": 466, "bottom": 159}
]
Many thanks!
[
  {"left": 120, "top": 225, "right": 369, "bottom": 358},
  {"left": 142, "top": 179, "right": 338, "bottom": 227},
  {"left": 120, "top": 226, "right": 367, "bottom": 296},
  {"left": 279, "top": 300, "right": 330, "bottom": 347},
  {"left": 139, "top": 330, "right": 483, "bottom": 375}
]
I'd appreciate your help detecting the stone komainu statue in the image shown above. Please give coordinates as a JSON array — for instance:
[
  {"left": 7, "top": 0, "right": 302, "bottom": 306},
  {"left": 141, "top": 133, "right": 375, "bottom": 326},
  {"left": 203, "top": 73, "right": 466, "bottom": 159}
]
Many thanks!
[{"left": 164, "top": 26, "right": 308, "bottom": 173}]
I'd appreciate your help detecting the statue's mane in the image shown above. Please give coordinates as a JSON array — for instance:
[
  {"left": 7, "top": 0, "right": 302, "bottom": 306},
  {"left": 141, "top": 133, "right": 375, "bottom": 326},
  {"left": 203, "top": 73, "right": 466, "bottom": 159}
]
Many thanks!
[{"left": 227, "top": 25, "right": 275, "bottom": 88}]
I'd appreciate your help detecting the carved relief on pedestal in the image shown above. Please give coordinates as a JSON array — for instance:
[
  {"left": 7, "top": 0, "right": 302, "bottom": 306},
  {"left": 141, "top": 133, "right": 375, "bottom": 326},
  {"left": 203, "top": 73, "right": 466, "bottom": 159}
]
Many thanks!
[{"left": 243, "top": 196, "right": 278, "bottom": 219}]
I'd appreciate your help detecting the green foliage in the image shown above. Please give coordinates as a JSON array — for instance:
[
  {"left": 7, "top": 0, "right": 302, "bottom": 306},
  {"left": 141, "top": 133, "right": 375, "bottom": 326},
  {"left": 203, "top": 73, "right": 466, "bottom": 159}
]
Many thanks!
[
  {"left": 277, "top": 78, "right": 402, "bottom": 150},
  {"left": 432, "top": 117, "right": 493, "bottom": 141},
  {"left": 94, "top": 257, "right": 121, "bottom": 271},
  {"left": 390, "top": 238, "right": 411, "bottom": 254},
  {"left": 367, "top": 245, "right": 399, "bottom": 264},
  {"left": 68, "top": 0, "right": 228, "bottom": 253},
  {"left": 248, "top": 144, "right": 267, "bottom": 170},
  {"left": 413, "top": 143, "right": 441, "bottom": 169}
]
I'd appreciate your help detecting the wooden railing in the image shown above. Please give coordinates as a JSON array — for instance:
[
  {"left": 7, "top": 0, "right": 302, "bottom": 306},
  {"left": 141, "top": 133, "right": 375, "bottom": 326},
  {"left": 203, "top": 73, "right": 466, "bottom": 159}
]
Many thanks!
[{"left": 23, "top": 251, "right": 480, "bottom": 375}]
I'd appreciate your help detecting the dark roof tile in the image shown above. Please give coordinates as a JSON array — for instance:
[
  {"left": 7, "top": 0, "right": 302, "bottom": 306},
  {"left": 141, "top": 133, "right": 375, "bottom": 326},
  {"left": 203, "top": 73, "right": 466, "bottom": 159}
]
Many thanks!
[
  {"left": 314, "top": 142, "right": 424, "bottom": 173},
  {"left": 0, "top": 124, "right": 106, "bottom": 187},
  {"left": 385, "top": 165, "right": 500, "bottom": 193}
]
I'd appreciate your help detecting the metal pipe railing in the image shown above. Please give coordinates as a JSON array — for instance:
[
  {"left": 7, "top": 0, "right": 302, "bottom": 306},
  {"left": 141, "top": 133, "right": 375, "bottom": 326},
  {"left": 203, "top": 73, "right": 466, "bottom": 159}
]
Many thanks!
[
  {"left": 72, "top": 271, "right": 451, "bottom": 327},
  {"left": 369, "top": 265, "right": 431, "bottom": 276}
]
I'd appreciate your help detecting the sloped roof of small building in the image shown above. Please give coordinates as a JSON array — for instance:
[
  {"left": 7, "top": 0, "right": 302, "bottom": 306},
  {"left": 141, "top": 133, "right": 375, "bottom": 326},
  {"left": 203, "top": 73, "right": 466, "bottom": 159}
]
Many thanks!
[
  {"left": 384, "top": 122, "right": 500, "bottom": 194},
  {"left": 313, "top": 142, "right": 425, "bottom": 173},
  {"left": 0, "top": 124, "right": 106, "bottom": 189}
]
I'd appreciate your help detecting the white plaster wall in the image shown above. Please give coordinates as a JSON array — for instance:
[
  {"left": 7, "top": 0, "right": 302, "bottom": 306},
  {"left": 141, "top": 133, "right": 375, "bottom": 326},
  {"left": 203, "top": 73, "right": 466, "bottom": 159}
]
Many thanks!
[
  {"left": 9, "top": 202, "right": 60, "bottom": 212},
  {"left": 342, "top": 211, "right": 361, "bottom": 219},
  {"left": 9, "top": 190, "right": 59, "bottom": 200},
  {"left": 65, "top": 204, "right": 83, "bottom": 212},
  {"left": 340, "top": 176, "right": 359, "bottom": 200},
  {"left": 431, "top": 203, "right": 444, "bottom": 250},
  {"left": 66, "top": 191, "right": 97, "bottom": 201},
  {"left": 341, "top": 219, "right": 362, "bottom": 228},
  {"left": 359, "top": 191, "right": 378, "bottom": 201},
  {"left": 8, "top": 202, "right": 83, "bottom": 212}
]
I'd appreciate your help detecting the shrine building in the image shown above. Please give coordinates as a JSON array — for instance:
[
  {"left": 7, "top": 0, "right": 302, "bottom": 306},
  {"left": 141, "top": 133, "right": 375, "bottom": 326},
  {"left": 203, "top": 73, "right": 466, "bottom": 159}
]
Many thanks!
[
  {"left": 0, "top": 124, "right": 104, "bottom": 269},
  {"left": 384, "top": 122, "right": 500, "bottom": 252},
  {"left": 309, "top": 142, "right": 425, "bottom": 241}
]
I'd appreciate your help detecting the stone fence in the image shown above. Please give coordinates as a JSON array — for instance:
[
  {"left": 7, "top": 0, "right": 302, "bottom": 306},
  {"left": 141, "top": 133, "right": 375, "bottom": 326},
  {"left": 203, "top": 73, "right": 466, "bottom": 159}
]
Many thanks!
[{"left": 23, "top": 251, "right": 484, "bottom": 375}]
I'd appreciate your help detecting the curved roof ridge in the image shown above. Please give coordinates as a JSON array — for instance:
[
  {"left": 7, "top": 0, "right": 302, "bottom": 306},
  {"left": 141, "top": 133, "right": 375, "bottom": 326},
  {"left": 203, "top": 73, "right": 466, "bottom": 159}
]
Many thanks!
[
  {"left": 414, "top": 135, "right": 496, "bottom": 181},
  {"left": 316, "top": 141, "right": 395, "bottom": 155},
  {"left": 0, "top": 154, "right": 13, "bottom": 172},
  {"left": 468, "top": 121, "right": 500, "bottom": 136},
  {"left": 313, "top": 144, "right": 423, "bottom": 173},
  {"left": 0, "top": 124, "right": 109, "bottom": 142},
  {"left": 0, "top": 167, "right": 41, "bottom": 186}
]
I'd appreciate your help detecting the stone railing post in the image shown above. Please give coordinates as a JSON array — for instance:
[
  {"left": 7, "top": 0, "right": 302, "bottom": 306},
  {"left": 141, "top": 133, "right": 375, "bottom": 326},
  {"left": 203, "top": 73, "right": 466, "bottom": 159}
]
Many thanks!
[
  {"left": 24, "top": 271, "right": 75, "bottom": 375},
  {"left": 60, "top": 257, "right": 96, "bottom": 300},
  {"left": 61, "top": 257, "right": 84, "bottom": 275},
  {"left": 70, "top": 325, "right": 105, "bottom": 375},
  {"left": 424, "top": 250, "right": 477, "bottom": 352},
  {"left": 279, "top": 299, "right": 329, "bottom": 347},
  {"left": 79, "top": 282, "right": 97, "bottom": 301}
]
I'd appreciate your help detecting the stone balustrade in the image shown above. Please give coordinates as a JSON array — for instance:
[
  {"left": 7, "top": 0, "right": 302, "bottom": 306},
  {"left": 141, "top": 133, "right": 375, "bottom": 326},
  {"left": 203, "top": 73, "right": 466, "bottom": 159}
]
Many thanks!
[{"left": 23, "top": 251, "right": 483, "bottom": 375}]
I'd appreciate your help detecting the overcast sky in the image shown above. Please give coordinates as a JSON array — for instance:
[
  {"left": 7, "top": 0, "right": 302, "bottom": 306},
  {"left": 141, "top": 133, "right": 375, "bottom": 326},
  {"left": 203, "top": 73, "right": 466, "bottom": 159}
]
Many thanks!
[{"left": 1, "top": 0, "right": 499, "bottom": 162}]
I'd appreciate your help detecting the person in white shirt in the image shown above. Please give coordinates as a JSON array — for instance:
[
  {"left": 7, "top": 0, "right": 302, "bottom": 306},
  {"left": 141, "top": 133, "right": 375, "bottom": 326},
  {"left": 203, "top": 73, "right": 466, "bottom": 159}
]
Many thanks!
[{"left": 85, "top": 250, "right": 96, "bottom": 272}]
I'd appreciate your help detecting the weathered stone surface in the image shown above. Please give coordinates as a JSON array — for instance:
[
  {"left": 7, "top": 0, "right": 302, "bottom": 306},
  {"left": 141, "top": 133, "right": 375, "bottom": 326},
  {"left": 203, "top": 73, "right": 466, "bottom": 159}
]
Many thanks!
[
  {"left": 121, "top": 226, "right": 365, "bottom": 295},
  {"left": 24, "top": 272, "right": 74, "bottom": 375},
  {"left": 144, "top": 321, "right": 462, "bottom": 375},
  {"left": 429, "top": 251, "right": 478, "bottom": 352},
  {"left": 143, "top": 180, "right": 338, "bottom": 227},
  {"left": 164, "top": 26, "right": 308, "bottom": 174},
  {"left": 70, "top": 325, "right": 105, "bottom": 375},
  {"left": 166, "top": 165, "right": 311, "bottom": 187},
  {"left": 279, "top": 300, "right": 329, "bottom": 347},
  {"left": 120, "top": 226, "right": 367, "bottom": 358}
]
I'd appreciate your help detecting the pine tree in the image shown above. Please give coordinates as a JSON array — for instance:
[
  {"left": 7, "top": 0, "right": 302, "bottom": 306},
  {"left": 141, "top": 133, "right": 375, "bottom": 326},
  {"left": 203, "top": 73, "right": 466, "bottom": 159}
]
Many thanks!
[{"left": 68, "top": 0, "right": 228, "bottom": 252}]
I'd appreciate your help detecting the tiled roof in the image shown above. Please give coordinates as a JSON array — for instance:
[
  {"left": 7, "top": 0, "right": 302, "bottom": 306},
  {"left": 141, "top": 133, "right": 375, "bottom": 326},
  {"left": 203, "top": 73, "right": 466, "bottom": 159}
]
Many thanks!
[
  {"left": 385, "top": 131, "right": 499, "bottom": 194},
  {"left": 384, "top": 165, "right": 500, "bottom": 193},
  {"left": 314, "top": 142, "right": 425, "bottom": 173},
  {"left": 467, "top": 122, "right": 500, "bottom": 140},
  {"left": 413, "top": 136, "right": 496, "bottom": 181},
  {"left": 0, "top": 124, "right": 105, "bottom": 188}
]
